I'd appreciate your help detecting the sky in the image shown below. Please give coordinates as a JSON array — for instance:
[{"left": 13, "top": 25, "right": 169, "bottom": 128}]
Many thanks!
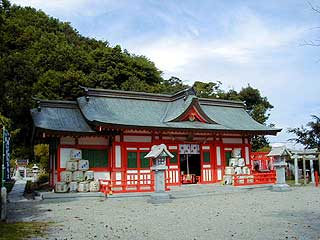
[{"left": 11, "top": 0, "right": 320, "bottom": 148}]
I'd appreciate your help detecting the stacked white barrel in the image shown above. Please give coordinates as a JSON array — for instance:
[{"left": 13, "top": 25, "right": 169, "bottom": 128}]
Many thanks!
[
  {"left": 223, "top": 149, "right": 253, "bottom": 185},
  {"left": 55, "top": 149, "right": 100, "bottom": 193}
]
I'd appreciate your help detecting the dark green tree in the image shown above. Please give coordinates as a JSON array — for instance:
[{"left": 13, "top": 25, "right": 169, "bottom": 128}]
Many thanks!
[
  {"left": 219, "top": 85, "right": 274, "bottom": 151},
  {"left": 288, "top": 115, "right": 320, "bottom": 149}
]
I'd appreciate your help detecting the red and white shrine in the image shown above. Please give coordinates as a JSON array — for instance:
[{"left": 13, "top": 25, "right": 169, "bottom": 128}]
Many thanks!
[{"left": 31, "top": 87, "right": 280, "bottom": 193}]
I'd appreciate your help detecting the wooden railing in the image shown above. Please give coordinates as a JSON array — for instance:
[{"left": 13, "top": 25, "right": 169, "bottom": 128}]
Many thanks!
[
  {"left": 100, "top": 171, "right": 172, "bottom": 194},
  {"left": 166, "top": 168, "right": 180, "bottom": 186}
]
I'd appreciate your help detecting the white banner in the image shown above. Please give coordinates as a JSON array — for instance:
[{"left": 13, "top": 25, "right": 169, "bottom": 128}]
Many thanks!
[{"left": 179, "top": 144, "right": 200, "bottom": 154}]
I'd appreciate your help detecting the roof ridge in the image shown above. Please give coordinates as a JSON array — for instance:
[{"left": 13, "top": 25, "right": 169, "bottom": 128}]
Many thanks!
[
  {"left": 80, "top": 86, "right": 175, "bottom": 101},
  {"left": 33, "top": 98, "right": 78, "bottom": 109},
  {"left": 79, "top": 86, "right": 246, "bottom": 108},
  {"left": 199, "top": 98, "right": 245, "bottom": 108}
]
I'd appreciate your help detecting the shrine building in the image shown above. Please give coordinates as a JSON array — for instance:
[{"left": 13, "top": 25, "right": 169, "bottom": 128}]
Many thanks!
[{"left": 31, "top": 87, "right": 281, "bottom": 192}]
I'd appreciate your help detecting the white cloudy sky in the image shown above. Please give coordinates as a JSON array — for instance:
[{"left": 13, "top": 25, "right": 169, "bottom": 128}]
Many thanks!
[{"left": 11, "top": 0, "right": 320, "bottom": 147}]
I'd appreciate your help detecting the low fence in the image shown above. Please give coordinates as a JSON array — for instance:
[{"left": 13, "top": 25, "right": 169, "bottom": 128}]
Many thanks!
[
  {"left": 233, "top": 171, "right": 276, "bottom": 186},
  {"left": 100, "top": 171, "right": 173, "bottom": 194}
]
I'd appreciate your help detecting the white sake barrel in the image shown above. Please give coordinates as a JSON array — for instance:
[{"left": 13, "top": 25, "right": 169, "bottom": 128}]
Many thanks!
[
  {"left": 89, "top": 181, "right": 100, "bottom": 192},
  {"left": 72, "top": 171, "right": 84, "bottom": 182},
  {"left": 84, "top": 171, "right": 94, "bottom": 181},
  {"left": 232, "top": 148, "right": 241, "bottom": 158},
  {"left": 238, "top": 158, "right": 245, "bottom": 167},
  {"left": 229, "top": 158, "right": 238, "bottom": 167},
  {"left": 225, "top": 167, "right": 235, "bottom": 175},
  {"left": 55, "top": 182, "right": 68, "bottom": 193},
  {"left": 248, "top": 175, "right": 254, "bottom": 183},
  {"left": 78, "top": 160, "right": 89, "bottom": 171},
  {"left": 66, "top": 161, "right": 78, "bottom": 171},
  {"left": 70, "top": 149, "right": 82, "bottom": 160},
  {"left": 60, "top": 171, "right": 72, "bottom": 183},
  {"left": 223, "top": 175, "right": 233, "bottom": 185},
  {"left": 234, "top": 166, "right": 242, "bottom": 175},
  {"left": 78, "top": 182, "right": 89, "bottom": 192},
  {"left": 69, "top": 182, "right": 78, "bottom": 192},
  {"left": 242, "top": 166, "right": 251, "bottom": 175}
]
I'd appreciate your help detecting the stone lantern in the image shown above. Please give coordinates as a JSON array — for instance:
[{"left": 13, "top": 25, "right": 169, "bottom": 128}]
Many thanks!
[
  {"left": 145, "top": 144, "right": 173, "bottom": 204},
  {"left": 32, "top": 164, "right": 39, "bottom": 183},
  {"left": 267, "top": 146, "right": 291, "bottom": 191}
]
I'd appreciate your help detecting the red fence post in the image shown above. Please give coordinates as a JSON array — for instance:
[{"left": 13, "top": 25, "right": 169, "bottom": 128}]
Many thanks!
[{"left": 315, "top": 171, "right": 319, "bottom": 187}]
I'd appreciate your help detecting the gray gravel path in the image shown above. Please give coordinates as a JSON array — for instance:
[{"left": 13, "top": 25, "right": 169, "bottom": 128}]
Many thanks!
[{"left": 7, "top": 185, "right": 320, "bottom": 240}]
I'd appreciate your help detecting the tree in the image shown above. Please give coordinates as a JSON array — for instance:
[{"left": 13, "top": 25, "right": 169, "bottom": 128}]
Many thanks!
[
  {"left": 155, "top": 76, "right": 188, "bottom": 94},
  {"left": 288, "top": 115, "right": 320, "bottom": 149},
  {"left": 218, "top": 85, "right": 274, "bottom": 151},
  {"left": 193, "top": 81, "right": 222, "bottom": 98},
  {"left": 34, "top": 144, "right": 49, "bottom": 170}
]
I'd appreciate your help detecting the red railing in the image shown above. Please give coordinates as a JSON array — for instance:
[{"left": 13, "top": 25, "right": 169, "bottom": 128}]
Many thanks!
[
  {"left": 100, "top": 171, "right": 172, "bottom": 194},
  {"left": 233, "top": 171, "right": 276, "bottom": 186},
  {"left": 126, "top": 172, "right": 155, "bottom": 192},
  {"left": 166, "top": 168, "right": 180, "bottom": 186},
  {"left": 251, "top": 152, "right": 272, "bottom": 170}
]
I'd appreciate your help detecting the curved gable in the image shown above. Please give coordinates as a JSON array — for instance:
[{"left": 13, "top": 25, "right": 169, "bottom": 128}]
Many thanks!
[{"left": 164, "top": 95, "right": 216, "bottom": 124}]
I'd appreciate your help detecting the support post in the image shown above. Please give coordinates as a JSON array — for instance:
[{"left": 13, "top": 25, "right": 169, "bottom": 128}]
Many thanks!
[
  {"left": 294, "top": 156, "right": 300, "bottom": 185},
  {"left": 0, "top": 127, "right": 3, "bottom": 220},
  {"left": 1, "top": 127, "right": 4, "bottom": 187},
  {"left": 303, "top": 156, "right": 307, "bottom": 185},
  {"left": 310, "top": 159, "right": 315, "bottom": 184}
]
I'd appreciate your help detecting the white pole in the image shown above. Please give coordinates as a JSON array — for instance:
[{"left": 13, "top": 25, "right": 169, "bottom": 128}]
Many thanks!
[
  {"left": 294, "top": 156, "right": 299, "bottom": 185},
  {"left": 310, "top": 159, "right": 315, "bottom": 184},
  {"left": 303, "top": 156, "right": 307, "bottom": 185}
]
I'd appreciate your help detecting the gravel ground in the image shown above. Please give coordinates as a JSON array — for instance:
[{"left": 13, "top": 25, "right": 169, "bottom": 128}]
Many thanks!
[{"left": 7, "top": 185, "right": 320, "bottom": 240}]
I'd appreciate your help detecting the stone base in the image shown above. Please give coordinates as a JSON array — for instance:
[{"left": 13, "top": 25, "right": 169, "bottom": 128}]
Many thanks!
[
  {"left": 271, "top": 184, "right": 291, "bottom": 192},
  {"left": 147, "top": 191, "right": 172, "bottom": 204}
]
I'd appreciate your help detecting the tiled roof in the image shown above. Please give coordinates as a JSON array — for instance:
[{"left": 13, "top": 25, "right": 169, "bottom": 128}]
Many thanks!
[{"left": 31, "top": 87, "right": 281, "bottom": 135}]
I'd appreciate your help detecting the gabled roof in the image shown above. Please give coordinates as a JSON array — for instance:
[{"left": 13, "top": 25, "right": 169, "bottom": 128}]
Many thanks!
[
  {"left": 144, "top": 144, "right": 174, "bottom": 159},
  {"left": 31, "top": 87, "right": 281, "bottom": 135},
  {"left": 163, "top": 94, "right": 216, "bottom": 123},
  {"left": 267, "top": 146, "right": 291, "bottom": 157}
]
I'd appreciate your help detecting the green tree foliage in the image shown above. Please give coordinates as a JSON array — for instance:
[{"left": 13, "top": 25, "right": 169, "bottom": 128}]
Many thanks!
[
  {"left": 219, "top": 85, "right": 273, "bottom": 151},
  {"left": 156, "top": 76, "right": 188, "bottom": 94},
  {"left": 34, "top": 144, "right": 49, "bottom": 170},
  {"left": 193, "top": 81, "right": 222, "bottom": 98},
  {"left": 288, "top": 115, "right": 320, "bottom": 149}
]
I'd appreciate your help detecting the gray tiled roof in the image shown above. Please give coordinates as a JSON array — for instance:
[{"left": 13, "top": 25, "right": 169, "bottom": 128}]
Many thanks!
[
  {"left": 31, "top": 100, "right": 94, "bottom": 133},
  {"left": 31, "top": 87, "right": 281, "bottom": 135}
]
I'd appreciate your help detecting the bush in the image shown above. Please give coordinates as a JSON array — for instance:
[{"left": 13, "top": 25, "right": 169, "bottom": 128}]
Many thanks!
[
  {"left": 38, "top": 173, "right": 49, "bottom": 184},
  {"left": 4, "top": 180, "right": 15, "bottom": 193},
  {"left": 24, "top": 180, "right": 34, "bottom": 194}
]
